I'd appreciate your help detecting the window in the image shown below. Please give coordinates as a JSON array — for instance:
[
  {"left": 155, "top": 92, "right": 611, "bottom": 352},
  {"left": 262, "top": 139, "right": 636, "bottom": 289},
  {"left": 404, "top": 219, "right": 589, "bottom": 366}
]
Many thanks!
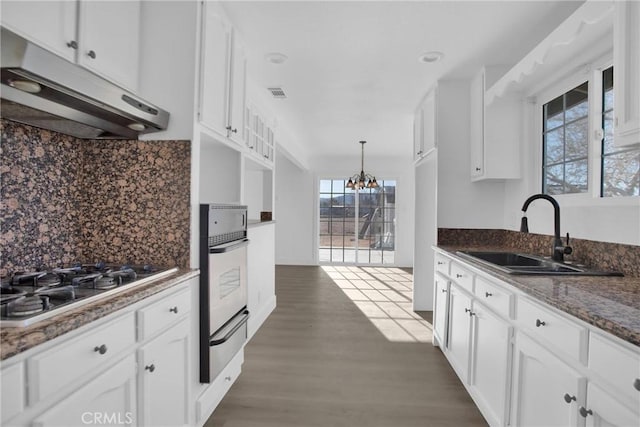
[
  {"left": 541, "top": 65, "right": 639, "bottom": 198},
  {"left": 319, "top": 179, "right": 396, "bottom": 264},
  {"left": 601, "top": 67, "right": 640, "bottom": 197},
  {"left": 542, "top": 82, "right": 589, "bottom": 194}
]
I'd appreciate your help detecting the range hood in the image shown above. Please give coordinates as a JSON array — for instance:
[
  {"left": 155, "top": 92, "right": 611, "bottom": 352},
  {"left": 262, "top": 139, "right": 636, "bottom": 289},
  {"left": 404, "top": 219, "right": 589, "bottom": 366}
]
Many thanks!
[{"left": 0, "top": 29, "right": 169, "bottom": 139}]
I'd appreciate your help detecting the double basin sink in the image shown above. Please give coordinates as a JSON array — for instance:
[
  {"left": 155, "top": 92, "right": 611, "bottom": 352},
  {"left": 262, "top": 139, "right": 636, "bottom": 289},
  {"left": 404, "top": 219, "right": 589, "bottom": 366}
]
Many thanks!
[{"left": 456, "top": 251, "right": 623, "bottom": 277}]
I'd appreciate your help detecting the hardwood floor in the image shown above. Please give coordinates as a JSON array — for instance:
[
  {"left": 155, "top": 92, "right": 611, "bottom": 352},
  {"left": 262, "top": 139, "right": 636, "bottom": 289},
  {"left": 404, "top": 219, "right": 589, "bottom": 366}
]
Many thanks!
[{"left": 205, "top": 265, "right": 488, "bottom": 427}]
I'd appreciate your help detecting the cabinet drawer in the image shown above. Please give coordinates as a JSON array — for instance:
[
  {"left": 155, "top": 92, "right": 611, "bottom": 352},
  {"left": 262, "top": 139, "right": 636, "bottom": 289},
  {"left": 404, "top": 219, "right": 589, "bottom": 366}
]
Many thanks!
[
  {"left": 474, "top": 276, "right": 513, "bottom": 319},
  {"left": 435, "top": 253, "right": 451, "bottom": 275},
  {"left": 450, "top": 262, "right": 474, "bottom": 293},
  {"left": 589, "top": 332, "right": 640, "bottom": 405},
  {"left": 516, "top": 297, "right": 587, "bottom": 363},
  {"left": 137, "top": 287, "right": 191, "bottom": 341},
  {"left": 196, "top": 349, "right": 243, "bottom": 423},
  {"left": 1, "top": 362, "right": 24, "bottom": 423},
  {"left": 27, "top": 312, "right": 135, "bottom": 404}
]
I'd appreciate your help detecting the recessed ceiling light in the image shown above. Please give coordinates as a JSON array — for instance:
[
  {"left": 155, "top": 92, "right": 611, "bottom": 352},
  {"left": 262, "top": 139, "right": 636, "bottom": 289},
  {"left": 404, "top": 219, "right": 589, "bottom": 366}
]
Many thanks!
[
  {"left": 265, "top": 52, "right": 288, "bottom": 65},
  {"left": 418, "top": 51, "right": 444, "bottom": 63}
]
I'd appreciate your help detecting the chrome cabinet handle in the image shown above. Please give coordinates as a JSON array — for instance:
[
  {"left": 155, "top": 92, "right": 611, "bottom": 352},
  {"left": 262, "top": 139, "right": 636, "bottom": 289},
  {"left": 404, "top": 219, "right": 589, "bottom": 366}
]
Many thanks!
[
  {"left": 66, "top": 40, "right": 78, "bottom": 49},
  {"left": 485, "top": 292, "right": 492, "bottom": 298},
  {"left": 94, "top": 344, "right": 107, "bottom": 355},
  {"left": 563, "top": 393, "right": 576, "bottom": 403},
  {"left": 535, "top": 319, "right": 546, "bottom": 327},
  {"left": 145, "top": 364, "right": 155, "bottom": 373},
  {"left": 87, "top": 50, "right": 96, "bottom": 59},
  {"left": 169, "top": 306, "right": 178, "bottom": 314},
  {"left": 579, "top": 407, "right": 593, "bottom": 418},
  {"left": 634, "top": 378, "right": 640, "bottom": 391}
]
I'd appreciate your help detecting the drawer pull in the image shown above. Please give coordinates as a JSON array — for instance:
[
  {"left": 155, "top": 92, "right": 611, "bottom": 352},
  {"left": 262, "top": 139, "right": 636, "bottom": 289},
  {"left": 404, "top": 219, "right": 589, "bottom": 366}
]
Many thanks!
[
  {"left": 456, "top": 274, "right": 463, "bottom": 278},
  {"left": 93, "top": 344, "right": 107, "bottom": 355},
  {"left": 145, "top": 364, "right": 156, "bottom": 373},
  {"left": 485, "top": 292, "right": 493, "bottom": 298},
  {"left": 169, "top": 306, "right": 179, "bottom": 314},
  {"left": 535, "top": 319, "right": 546, "bottom": 327},
  {"left": 563, "top": 393, "right": 576, "bottom": 403},
  {"left": 579, "top": 407, "right": 593, "bottom": 418},
  {"left": 634, "top": 378, "right": 640, "bottom": 391},
  {"left": 464, "top": 308, "right": 475, "bottom": 316}
]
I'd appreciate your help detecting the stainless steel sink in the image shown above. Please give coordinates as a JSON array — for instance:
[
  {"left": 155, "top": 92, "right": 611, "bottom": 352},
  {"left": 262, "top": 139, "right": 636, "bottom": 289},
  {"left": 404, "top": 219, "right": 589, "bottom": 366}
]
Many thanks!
[{"left": 456, "top": 251, "right": 623, "bottom": 276}]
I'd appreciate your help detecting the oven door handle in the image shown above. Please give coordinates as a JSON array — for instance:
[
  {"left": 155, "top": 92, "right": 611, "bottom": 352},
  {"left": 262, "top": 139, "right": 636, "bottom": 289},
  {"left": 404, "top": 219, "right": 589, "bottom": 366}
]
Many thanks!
[
  {"left": 209, "top": 310, "right": 250, "bottom": 346},
  {"left": 208, "top": 238, "right": 250, "bottom": 254}
]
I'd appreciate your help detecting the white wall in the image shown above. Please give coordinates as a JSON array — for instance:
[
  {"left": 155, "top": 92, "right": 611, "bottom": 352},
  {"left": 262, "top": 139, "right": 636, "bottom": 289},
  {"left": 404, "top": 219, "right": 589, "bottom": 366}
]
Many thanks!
[
  {"left": 436, "top": 80, "right": 507, "bottom": 230},
  {"left": 274, "top": 150, "right": 315, "bottom": 265}
]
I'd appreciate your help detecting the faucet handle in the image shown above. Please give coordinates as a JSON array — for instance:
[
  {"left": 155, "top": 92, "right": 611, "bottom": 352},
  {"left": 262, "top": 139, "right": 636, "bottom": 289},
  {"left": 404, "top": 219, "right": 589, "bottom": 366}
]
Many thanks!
[{"left": 564, "top": 233, "right": 573, "bottom": 255}]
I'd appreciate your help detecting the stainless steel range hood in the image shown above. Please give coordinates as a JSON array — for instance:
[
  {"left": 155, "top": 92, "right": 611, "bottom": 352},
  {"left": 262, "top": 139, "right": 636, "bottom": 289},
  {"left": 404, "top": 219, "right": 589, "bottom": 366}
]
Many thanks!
[{"left": 0, "top": 29, "right": 169, "bottom": 139}]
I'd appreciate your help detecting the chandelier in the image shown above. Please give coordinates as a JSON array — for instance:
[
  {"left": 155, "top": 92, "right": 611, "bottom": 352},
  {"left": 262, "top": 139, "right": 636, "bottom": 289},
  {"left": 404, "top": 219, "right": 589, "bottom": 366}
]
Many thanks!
[{"left": 346, "top": 140, "right": 378, "bottom": 189}]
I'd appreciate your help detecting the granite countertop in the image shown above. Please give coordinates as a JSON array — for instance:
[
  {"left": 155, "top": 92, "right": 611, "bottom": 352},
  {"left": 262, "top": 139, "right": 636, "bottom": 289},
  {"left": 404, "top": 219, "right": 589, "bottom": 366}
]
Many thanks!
[
  {"left": 437, "top": 245, "right": 640, "bottom": 347},
  {"left": 0, "top": 269, "right": 200, "bottom": 361}
]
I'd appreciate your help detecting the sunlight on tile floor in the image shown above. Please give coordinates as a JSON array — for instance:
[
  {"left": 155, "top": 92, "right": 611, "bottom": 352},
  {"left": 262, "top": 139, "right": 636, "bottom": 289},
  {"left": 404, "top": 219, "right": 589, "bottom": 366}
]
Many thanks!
[{"left": 322, "top": 266, "right": 433, "bottom": 343}]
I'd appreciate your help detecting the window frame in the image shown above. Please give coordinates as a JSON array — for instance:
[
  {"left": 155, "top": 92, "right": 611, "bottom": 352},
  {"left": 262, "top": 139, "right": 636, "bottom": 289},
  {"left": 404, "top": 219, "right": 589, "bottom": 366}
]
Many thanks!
[{"left": 532, "top": 53, "right": 639, "bottom": 205}]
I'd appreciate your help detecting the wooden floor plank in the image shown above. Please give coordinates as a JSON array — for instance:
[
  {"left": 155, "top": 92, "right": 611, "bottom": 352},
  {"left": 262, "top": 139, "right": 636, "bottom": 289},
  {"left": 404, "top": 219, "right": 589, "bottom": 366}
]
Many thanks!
[{"left": 205, "top": 265, "right": 488, "bottom": 427}]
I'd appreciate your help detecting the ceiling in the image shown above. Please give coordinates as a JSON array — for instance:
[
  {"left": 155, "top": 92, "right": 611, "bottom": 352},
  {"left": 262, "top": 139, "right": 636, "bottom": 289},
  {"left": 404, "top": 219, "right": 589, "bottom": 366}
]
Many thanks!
[{"left": 222, "top": 1, "right": 584, "bottom": 160}]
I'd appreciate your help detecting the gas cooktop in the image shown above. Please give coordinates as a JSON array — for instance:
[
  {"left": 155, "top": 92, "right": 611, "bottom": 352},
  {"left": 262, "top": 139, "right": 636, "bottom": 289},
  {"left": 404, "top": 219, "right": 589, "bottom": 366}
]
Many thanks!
[{"left": 1, "top": 263, "right": 178, "bottom": 327}]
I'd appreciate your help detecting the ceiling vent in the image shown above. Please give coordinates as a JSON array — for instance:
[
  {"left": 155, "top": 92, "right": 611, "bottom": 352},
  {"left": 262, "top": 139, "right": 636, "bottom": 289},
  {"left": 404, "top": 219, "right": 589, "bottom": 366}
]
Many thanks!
[{"left": 267, "top": 87, "right": 287, "bottom": 99}]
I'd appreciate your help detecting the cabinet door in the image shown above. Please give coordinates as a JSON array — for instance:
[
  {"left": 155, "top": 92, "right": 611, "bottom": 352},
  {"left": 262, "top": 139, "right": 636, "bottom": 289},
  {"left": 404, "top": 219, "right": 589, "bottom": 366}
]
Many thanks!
[
  {"left": 613, "top": 0, "right": 640, "bottom": 146},
  {"left": 228, "top": 31, "right": 246, "bottom": 145},
  {"left": 433, "top": 275, "right": 449, "bottom": 348},
  {"left": 32, "top": 355, "right": 136, "bottom": 427},
  {"left": 200, "top": 3, "right": 231, "bottom": 136},
  {"left": 469, "top": 70, "right": 484, "bottom": 178},
  {"left": 77, "top": 0, "right": 141, "bottom": 91},
  {"left": 422, "top": 88, "right": 437, "bottom": 153},
  {"left": 413, "top": 106, "right": 424, "bottom": 160},
  {"left": 511, "top": 332, "right": 584, "bottom": 427},
  {"left": 1, "top": 1, "right": 77, "bottom": 62},
  {"left": 583, "top": 382, "right": 639, "bottom": 427},
  {"left": 447, "top": 284, "right": 472, "bottom": 382},
  {"left": 138, "top": 318, "right": 190, "bottom": 427},
  {"left": 470, "top": 301, "right": 511, "bottom": 427}
]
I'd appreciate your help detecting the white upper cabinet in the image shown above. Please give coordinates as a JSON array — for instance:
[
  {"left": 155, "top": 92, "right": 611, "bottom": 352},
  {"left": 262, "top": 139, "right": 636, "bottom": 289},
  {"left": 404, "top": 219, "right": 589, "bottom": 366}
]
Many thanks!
[
  {"left": 77, "top": 1, "right": 141, "bottom": 92},
  {"left": 1, "top": 0, "right": 141, "bottom": 91},
  {"left": 613, "top": 0, "right": 640, "bottom": 147},
  {"left": 413, "top": 86, "right": 437, "bottom": 161},
  {"left": 469, "top": 66, "right": 521, "bottom": 181},
  {"left": 1, "top": 1, "right": 77, "bottom": 62},
  {"left": 199, "top": 1, "right": 246, "bottom": 145}
]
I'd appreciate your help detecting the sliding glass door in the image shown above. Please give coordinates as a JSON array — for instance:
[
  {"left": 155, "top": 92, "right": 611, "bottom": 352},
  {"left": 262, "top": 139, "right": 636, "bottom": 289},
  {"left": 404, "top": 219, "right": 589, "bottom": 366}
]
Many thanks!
[{"left": 319, "top": 179, "right": 396, "bottom": 265}]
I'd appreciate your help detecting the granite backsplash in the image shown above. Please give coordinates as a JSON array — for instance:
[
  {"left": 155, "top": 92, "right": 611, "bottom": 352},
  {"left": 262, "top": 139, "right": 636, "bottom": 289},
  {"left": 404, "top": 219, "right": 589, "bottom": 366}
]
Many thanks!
[
  {"left": 438, "top": 228, "right": 640, "bottom": 278},
  {"left": 0, "top": 119, "right": 191, "bottom": 275}
]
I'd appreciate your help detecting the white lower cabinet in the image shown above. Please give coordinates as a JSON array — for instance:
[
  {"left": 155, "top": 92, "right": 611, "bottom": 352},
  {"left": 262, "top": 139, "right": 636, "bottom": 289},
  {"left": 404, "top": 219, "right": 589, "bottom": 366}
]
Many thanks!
[
  {"left": 32, "top": 354, "right": 137, "bottom": 427},
  {"left": 469, "top": 301, "right": 511, "bottom": 427},
  {"left": 0, "top": 276, "right": 196, "bottom": 427},
  {"left": 582, "top": 382, "right": 639, "bottom": 427},
  {"left": 433, "top": 250, "right": 640, "bottom": 427},
  {"left": 138, "top": 318, "right": 190, "bottom": 427},
  {"left": 447, "top": 283, "right": 472, "bottom": 382},
  {"left": 433, "top": 274, "right": 449, "bottom": 348},
  {"left": 511, "top": 332, "right": 584, "bottom": 427}
]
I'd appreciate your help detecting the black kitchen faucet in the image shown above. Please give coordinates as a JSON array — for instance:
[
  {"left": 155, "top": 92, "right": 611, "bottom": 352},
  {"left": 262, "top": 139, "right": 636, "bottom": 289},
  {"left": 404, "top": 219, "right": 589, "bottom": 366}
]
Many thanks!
[{"left": 520, "top": 193, "right": 572, "bottom": 262}]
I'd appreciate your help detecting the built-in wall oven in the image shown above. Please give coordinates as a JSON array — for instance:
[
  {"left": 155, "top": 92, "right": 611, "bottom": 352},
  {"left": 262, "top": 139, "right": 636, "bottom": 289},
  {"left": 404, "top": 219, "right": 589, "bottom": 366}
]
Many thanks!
[{"left": 199, "top": 204, "right": 249, "bottom": 383}]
